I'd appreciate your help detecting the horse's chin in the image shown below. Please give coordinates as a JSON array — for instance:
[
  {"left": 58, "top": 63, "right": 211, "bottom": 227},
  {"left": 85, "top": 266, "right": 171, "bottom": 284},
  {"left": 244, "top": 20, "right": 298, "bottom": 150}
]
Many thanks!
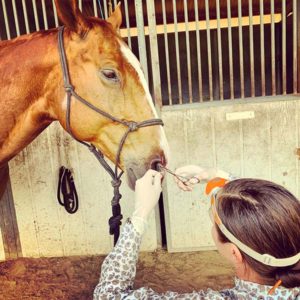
[{"left": 126, "top": 167, "right": 138, "bottom": 191}]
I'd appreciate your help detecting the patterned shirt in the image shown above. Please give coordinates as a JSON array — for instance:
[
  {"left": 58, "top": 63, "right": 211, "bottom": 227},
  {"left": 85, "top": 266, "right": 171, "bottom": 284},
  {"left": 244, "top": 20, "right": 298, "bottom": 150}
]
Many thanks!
[{"left": 94, "top": 220, "right": 300, "bottom": 300}]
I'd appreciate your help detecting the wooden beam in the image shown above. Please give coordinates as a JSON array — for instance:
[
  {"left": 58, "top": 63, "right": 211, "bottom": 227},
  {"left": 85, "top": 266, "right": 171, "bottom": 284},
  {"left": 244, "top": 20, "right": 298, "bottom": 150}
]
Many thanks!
[
  {"left": 0, "top": 173, "right": 22, "bottom": 260},
  {"left": 120, "top": 14, "right": 282, "bottom": 38}
]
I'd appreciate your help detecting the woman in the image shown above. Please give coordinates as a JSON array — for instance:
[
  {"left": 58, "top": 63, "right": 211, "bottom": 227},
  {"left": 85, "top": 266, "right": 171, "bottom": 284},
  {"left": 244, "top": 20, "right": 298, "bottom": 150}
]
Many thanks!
[{"left": 93, "top": 166, "right": 300, "bottom": 299}]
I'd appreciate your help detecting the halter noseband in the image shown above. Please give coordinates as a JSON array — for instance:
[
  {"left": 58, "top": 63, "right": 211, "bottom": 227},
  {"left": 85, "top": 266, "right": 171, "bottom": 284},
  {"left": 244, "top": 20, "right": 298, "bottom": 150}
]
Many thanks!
[{"left": 57, "top": 26, "right": 164, "bottom": 245}]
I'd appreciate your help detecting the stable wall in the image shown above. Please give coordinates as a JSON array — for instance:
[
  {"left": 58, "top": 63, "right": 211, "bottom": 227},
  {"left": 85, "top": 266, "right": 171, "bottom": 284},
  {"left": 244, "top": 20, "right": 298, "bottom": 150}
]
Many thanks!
[
  {"left": 8, "top": 123, "right": 160, "bottom": 258},
  {"left": 162, "top": 96, "right": 300, "bottom": 252},
  {"left": 6, "top": 96, "right": 300, "bottom": 257}
]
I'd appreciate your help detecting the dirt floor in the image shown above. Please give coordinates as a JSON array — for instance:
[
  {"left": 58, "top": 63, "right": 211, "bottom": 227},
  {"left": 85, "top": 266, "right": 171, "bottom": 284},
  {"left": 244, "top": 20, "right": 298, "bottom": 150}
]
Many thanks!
[{"left": 0, "top": 249, "right": 235, "bottom": 300}]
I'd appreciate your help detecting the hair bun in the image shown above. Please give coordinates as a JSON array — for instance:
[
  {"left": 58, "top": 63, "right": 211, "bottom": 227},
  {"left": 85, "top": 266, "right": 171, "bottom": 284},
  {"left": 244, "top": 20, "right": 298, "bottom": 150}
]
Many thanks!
[{"left": 275, "top": 263, "right": 300, "bottom": 288}]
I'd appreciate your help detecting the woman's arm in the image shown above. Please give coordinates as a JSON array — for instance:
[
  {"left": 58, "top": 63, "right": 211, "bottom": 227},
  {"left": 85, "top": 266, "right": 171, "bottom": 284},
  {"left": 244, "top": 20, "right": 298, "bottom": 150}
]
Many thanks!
[
  {"left": 93, "top": 220, "right": 141, "bottom": 299},
  {"left": 93, "top": 169, "right": 233, "bottom": 299},
  {"left": 93, "top": 219, "right": 230, "bottom": 299},
  {"left": 94, "top": 170, "right": 163, "bottom": 298}
]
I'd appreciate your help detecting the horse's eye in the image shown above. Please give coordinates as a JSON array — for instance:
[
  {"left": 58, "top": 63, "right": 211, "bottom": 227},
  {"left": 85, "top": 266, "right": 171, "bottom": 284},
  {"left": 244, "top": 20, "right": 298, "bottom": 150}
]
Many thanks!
[{"left": 100, "top": 69, "right": 120, "bottom": 83}]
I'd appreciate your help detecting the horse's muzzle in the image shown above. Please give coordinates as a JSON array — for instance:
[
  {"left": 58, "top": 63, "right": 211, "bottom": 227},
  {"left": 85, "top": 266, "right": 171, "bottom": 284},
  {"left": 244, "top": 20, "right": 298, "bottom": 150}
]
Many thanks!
[{"left": 125, "top": 153, "right": 167, "bottom": 190}]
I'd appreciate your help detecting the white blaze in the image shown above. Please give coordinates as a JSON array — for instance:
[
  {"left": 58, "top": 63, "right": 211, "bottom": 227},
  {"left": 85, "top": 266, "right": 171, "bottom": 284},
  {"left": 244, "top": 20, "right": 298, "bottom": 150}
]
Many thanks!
[{"left": 119, "top": 41, "right": 170, "bottom": 163}]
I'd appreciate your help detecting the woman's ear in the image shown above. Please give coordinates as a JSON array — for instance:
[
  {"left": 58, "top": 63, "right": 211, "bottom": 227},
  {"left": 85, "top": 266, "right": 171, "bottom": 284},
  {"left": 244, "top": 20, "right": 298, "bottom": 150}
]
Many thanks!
[
  {"left": 54, "top": 0, "right": 91, "bottom": 38},
  {"left": 229, "top": 244, "right": 244, "bottom": 264},
  {"left": 107, "top": 2, "right": 122, "bottom": 31}
]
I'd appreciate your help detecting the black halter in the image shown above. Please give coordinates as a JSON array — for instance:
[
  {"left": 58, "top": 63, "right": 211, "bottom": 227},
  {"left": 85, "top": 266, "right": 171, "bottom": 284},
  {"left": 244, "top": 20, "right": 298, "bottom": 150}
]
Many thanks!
[{"left": 57, "top": 26, "right": 164, "bottom": 245}]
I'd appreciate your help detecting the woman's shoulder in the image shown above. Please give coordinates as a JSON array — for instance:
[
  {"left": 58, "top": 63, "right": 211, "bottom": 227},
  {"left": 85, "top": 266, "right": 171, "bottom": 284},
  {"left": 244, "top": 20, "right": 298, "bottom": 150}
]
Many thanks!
[{"left": 232, "top": 278, "right": 300, "bottom": 300}]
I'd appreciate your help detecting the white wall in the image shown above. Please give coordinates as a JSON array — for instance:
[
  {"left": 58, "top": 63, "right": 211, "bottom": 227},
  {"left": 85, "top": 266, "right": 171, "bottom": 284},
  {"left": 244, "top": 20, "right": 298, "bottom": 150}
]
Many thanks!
[
  {"left": 162, "top": 96, "right": 300, "bottom": 252},
  {"left": 9, "top": 122, "right": 159, "bottom": 257}
]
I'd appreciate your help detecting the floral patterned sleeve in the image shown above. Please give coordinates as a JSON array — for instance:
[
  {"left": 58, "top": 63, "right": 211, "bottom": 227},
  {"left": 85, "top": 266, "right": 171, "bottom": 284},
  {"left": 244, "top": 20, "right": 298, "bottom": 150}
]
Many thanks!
[
  {"left": 93, "top": 219, "right": 141, "bottom": 299},
  {"left": 93, "top": 219, "right": 232, "bottom": 300}
]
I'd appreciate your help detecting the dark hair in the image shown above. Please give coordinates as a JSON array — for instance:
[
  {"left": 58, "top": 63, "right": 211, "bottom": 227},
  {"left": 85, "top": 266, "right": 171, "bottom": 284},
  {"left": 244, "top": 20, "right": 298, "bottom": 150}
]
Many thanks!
[{"left": 215, "top": 178, "right": 300, "bottom": 288}]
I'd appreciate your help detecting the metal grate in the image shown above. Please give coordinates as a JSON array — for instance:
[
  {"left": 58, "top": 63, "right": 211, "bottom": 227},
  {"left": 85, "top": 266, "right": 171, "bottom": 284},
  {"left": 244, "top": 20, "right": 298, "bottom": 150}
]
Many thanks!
[
  {"left": 0, "top": 0, "right": 299, "bottom": 106},
  {"left": 154, "top": 0, "right": 299, "bottom": 104}
]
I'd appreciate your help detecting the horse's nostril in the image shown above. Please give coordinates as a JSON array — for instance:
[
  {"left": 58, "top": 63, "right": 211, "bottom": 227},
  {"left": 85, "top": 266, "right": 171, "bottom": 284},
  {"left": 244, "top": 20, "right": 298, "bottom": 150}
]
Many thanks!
[{"left": 150, "top": 159, "right": 162, "bottom": 171}]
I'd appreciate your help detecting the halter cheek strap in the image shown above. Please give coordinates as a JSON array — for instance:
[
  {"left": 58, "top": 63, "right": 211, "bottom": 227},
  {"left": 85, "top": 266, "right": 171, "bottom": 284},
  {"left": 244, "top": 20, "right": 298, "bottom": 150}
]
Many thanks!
[{"left": 57, "top": 26, "right": 164, "bottom": 245}]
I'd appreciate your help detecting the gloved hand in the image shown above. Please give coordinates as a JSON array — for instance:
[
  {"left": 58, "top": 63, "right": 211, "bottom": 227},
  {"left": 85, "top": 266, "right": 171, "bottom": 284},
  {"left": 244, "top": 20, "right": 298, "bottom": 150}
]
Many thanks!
[
  {"left": 175, "top": 165, "right": 230, "bottom": 192},
  {"left": 131, "top": 169, "right": 163, "bottom": 235}
]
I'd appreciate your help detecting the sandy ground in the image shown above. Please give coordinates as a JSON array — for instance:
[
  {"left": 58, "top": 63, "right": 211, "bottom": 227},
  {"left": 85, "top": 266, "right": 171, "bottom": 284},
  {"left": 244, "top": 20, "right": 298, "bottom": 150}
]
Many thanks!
[{"left": 0, "top": 249, "right": 235, "bottom": 300}]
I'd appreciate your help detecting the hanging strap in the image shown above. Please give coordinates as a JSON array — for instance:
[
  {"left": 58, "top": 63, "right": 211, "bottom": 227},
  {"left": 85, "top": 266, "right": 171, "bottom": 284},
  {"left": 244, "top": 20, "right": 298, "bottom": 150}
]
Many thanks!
[{"left": 57, "top": 166, "right": 79, "bottom": 214}]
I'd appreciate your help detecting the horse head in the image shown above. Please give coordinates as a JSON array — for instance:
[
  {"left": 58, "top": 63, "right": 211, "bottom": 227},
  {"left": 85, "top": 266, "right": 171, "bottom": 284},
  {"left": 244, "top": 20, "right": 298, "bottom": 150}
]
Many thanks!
[{"left": 53, "top": 0, "right": 169, "bottom": 189}]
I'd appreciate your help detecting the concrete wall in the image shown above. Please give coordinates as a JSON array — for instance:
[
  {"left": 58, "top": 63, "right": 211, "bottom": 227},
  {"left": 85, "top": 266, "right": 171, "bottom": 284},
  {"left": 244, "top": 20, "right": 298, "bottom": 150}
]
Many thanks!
[
  {"left": 9, "top": 122, "right": 159, "bottom": 258},
  {"left": 162, "top": 96, "right": 300, "bottom": 252},
  {"left": 7, "top": 96, "right": 300, "bottom": 257}
]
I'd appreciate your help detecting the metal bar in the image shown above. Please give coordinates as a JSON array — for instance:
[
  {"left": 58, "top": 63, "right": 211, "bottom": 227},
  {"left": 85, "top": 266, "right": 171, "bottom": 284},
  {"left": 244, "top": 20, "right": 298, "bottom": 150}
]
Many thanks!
[
  {"left": 103, "top": 0, "right": 108, "bottom": 19},
  {"left": 205, "top": 0, "right": 213, "bottom": 101},
  {"left": 183, "top": 0, "right": 192, "bottom": 103},
  {"left": 124, "top": 0, "right": 132, "bottom": 49},
  {"left": 293, "top": 0, "right": 297, "bottom": 94},
  {"left": 194, "top": 0, "right": 203, "bottom": 102},
  {"left": 52, "top": 0, "right": 59, "bottom": 27},
  {"left": 42, "top": 0, "right": 48, "bottom": 30},
  {"left": 135, "top": 0, "right": 149, "bottom": 83},
  {"left": 32, "top": 0, "right": 40, "bottom": 31},
  {"left": 12, "top": 0, "right": 20, "bottom": 36},
  {"left": 216, "top": 0, "right": 223, "bottom": 100},
  {"left": 93, "top": 0, "right": 98, "bottom": 17},
  {"left": 2, "top": 0, "right": 11, "bottom": 39},
  {"left": 227, "top": 0, "right": 234, "bottom": 100},
  {"left": 173, "top": 0, "right": 182, "bottom": 103},
  {"left": 113, "top": 0, "right": 117, "bottom": 8},
  {"left": 162, "top": 0, "right": 172, "bottom": 104},
  {"left": 271, "top": 0, "right": 276, "bottom": 95},
  {"left": 249, "top": 0, "right": 255, "bottom": 97},
  {"left": 260, "top": 0, "right": 266, "bottom": 96},
  {"left": 146, "top": 0, "right": 162, "bottom": 108},
  {"left": 282, "top": 0, "right": 286, "bottom": 95},
  {"left": 22, "top": 0, "right": 30, "bottom": 34},
  {"left": 238, "top": 0, "right": 244, "bottom": 98}
]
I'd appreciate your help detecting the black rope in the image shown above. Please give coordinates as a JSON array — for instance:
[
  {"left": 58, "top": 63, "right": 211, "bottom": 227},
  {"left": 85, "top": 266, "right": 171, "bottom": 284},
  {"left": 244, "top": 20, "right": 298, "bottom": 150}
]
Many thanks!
[
  {"left": 57, "top": 166, "right": 79, "bottom": 214},
  {"left": 109, "top": 178, "right": 123, "bottom": 245}
]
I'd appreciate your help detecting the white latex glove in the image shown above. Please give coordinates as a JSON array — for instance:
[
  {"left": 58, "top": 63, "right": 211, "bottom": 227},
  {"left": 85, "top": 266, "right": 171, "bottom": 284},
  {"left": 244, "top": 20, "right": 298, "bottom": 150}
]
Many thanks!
[
  {"left": 175, "top": 165, "right": 230, "bottom": 192},
  {"left": 131, "top": 169, "right": 163, "bottom": 234}
]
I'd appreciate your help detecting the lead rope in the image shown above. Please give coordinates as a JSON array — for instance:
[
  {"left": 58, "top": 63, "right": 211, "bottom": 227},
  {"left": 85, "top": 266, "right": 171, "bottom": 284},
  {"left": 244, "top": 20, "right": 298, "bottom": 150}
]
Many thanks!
[
  {"left": 57, "top": 26, "right": 164, "bottom": 245},
  {"left": 57, "top": 166, "right": 79, "bottom": 214}
]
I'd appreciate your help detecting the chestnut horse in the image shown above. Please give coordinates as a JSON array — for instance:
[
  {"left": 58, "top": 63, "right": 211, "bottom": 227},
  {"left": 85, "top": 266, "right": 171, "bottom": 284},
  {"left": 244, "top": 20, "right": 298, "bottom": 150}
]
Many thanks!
[{"left": 0, "top": 1, "right": 169, "bottom": 199}]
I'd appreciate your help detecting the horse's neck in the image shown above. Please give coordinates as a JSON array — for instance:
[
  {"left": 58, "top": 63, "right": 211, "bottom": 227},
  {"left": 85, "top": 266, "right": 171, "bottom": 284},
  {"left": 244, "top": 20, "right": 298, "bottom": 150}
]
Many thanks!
[
  {"left": 0, "top": 29, "right": 62, "bottom": 165},
  {"left": 0, "top": 29, "right": 60, "bottom": 115}
]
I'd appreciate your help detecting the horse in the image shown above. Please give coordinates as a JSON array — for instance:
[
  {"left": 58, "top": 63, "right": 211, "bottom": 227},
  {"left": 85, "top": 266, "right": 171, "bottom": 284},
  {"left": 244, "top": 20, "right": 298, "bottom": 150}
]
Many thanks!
[{"left": 0, "top": 0, "right": 169, "bottom": 200}]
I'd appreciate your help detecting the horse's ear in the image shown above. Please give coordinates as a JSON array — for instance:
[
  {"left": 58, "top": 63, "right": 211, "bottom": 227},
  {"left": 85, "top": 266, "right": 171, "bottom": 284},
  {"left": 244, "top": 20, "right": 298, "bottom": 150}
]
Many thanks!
[
  {"left": 54, "top": 0, "right": 91, "bottom": 37},
  {"left": 107, "top": 2, "right": 122, "bottom": 31}
]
